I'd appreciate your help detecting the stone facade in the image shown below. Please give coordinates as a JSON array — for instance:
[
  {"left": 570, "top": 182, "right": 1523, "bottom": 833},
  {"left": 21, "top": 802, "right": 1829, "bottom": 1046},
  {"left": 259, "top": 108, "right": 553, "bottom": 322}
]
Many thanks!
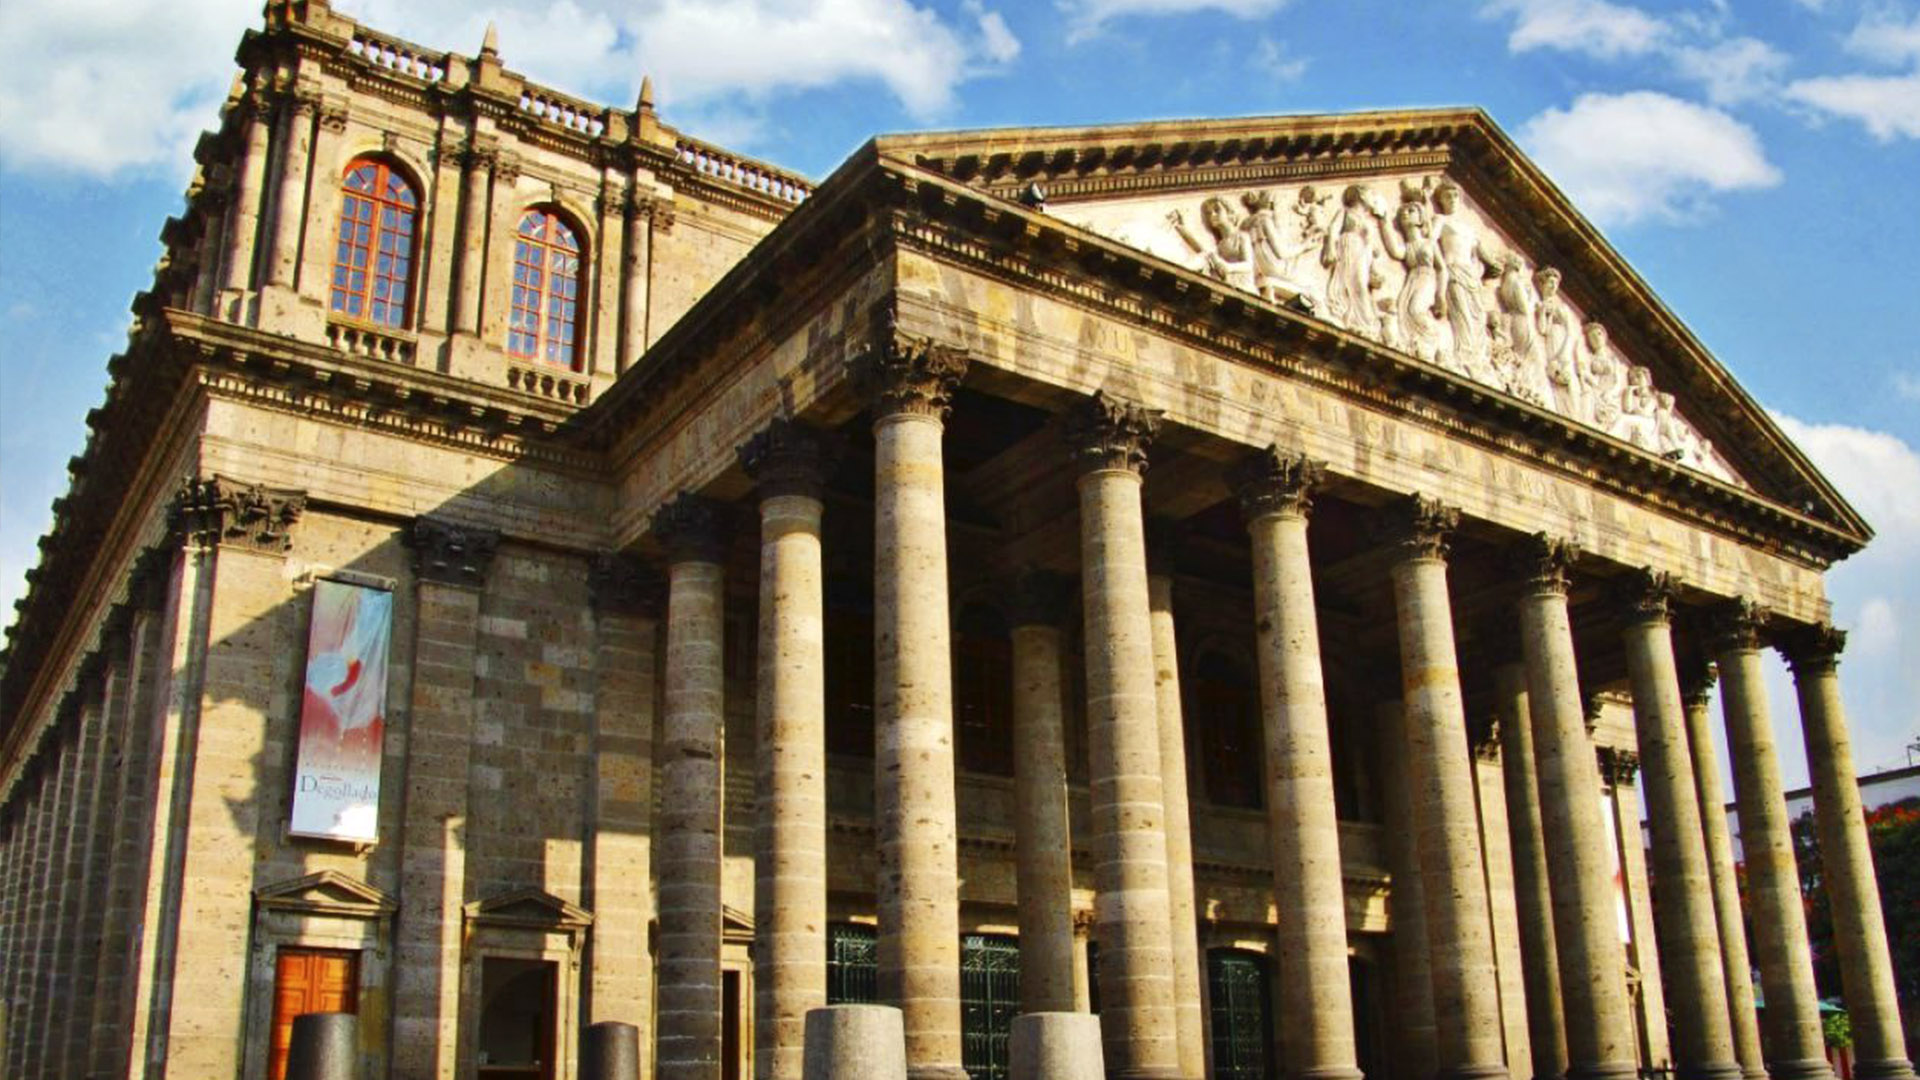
[{"left": 0, "top": 5, "right": 1911, "bottom": 1080}]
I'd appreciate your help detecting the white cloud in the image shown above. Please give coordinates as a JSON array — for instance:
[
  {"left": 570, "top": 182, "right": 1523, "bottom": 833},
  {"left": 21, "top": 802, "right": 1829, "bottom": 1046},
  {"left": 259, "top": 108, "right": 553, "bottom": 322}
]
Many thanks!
[
  {"left": 0, "top": 0, "right": 1021, "bottom": 177},
  {"left": 1480, "top": 0, "right": 1670, "bottom": 59},
  {"left": 0, "top": 0, "right": 258, "bottom": 179},
  {"left": 1845, "top": 9, "right": 1920, "bottom": 67},
  {"left": 1770, "top": 413, "right": 1920, "bottom": 776},
  {"left": 1785, "top": 71, "right": 1920, "bottom": 141},
  {"left": 1059, "top": 0, "right": 1291, "bottom": 43},
  {"left": 1670, "top": 36, "right": 1790, "bottom": 105},
  {"left": 1517, "top": 91, "right": 1781, "bottom": 225},
  {"left": 1894, "top": 371, "right": 1920, "bottom": 402},
  {"left": 1252, "top": 37, "right": 1308, "bottom": 82}
]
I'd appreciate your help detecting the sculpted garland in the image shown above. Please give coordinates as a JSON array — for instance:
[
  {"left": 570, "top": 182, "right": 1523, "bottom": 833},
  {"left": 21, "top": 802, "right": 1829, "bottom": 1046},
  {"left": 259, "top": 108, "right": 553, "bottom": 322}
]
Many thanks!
[{"left": 1082, "top": 176, "right": 1734, "bottom": 483}]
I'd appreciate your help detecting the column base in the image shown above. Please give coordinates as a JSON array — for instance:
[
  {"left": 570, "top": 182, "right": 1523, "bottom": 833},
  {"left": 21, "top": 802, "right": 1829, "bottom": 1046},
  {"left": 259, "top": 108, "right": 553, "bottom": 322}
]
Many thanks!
[
  {"left": 1741, "top": 1069, "right": 1769, "bottom": 1080},
  {"left": 908, "top": 1065, "right": 972, "bottom": 1080},
  {"left": 1674, "top": 1062, "right": 1745, "bottom": 1080},
  {"left": 1438, "top": 1065, "right": 1515, "bottom": 1080},
  {"left": 1853, "top": 1059, "right": 1920, "bottom": 1080},
  {"left": 1762, "top": 1059, "right": 1837, "bottom": 1080},
  {"left": 1292, "top": 1068, "right": 1365, "bottom": 1080},
  {"left": 1565, "top": 1065, "right": 1638, "bottom": 1080},
  {"left": 1105, "top": 1069, "right": 1186, "bottom": 1080}
]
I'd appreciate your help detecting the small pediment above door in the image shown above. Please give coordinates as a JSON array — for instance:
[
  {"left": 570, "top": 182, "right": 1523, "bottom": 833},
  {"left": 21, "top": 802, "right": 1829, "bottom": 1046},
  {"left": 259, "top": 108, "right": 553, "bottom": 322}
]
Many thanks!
[
  {"left": 255, "top": 870, "right": 396, "bottom": 920},
  {"left": 465, "top": 888, "right": 594, "bottom": 933}
]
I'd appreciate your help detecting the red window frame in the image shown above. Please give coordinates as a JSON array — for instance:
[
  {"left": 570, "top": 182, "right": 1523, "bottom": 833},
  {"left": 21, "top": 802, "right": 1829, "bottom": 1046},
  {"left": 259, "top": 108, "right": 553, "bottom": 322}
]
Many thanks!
[
  {"left": 329, "top": 158, "right": 419, "bottom": 329},
  {"left": 508, "top": 208, "right": 584, "bottom": 370}
]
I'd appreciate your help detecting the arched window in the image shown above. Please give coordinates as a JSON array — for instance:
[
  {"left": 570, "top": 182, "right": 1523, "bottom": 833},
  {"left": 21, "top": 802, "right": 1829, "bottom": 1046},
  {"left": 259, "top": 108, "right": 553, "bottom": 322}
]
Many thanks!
[
  {"left": 509, "top": 208, "right": 584, "bottom": 369},
  {"left": 330, "top": 158, "right": 419, "bottom": 328}
]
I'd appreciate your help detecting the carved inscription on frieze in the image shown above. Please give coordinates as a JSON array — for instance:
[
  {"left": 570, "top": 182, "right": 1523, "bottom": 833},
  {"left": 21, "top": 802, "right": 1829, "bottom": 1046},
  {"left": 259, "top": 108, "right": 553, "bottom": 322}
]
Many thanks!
[{"left": 1056, "top": 175, "right": 1738, "bottom": 485}]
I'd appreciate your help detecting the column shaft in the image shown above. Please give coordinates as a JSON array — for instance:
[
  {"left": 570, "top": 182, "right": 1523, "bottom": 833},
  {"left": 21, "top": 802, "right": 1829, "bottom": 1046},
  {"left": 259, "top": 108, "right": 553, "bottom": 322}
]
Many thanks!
[
  {"left": 747, "top": 451, "right": 829, "bottom": 1080},
  {"left": 1070, "top": 393, "right": 1181, "bottom": 1080},
  {"left": 1680, "top": 668, "right": 1767, "bottom": 1080},
  {"left": 655, "top": 496, "right": 728, "bottom": 1080},
  {"left": 1386, "top": 500, "right": 1506, "bottom": 1080},
  {"left": 1515, "top": 539, "right": 1635, "bottom": 1080},
  {"left": 1235, "top": 451, "right": 1359, "bottom": 1080},
  {"left": 621, "top": 197, "right": 652, "bottom": 367},
  {"left": 1011, "top": 570, "right": 1078, "bottom": 1015},
  {"left": 873, "top": 389, "right": 966, "bottom": 1080},
  {"left": 1714, "top": 604, "right": 1832, "bottom": 1080},
  {"left": 453, "top": 148, "right": 492, "bottom": 335},
  {"left": 1620, "top": 577, "right": 1738, "bottom": 1080},
  {"left": 1147, "top": 572, "right": 1206, "bottom": 1077},
  {"left": 1496, "top": 660, "right": 1570, "bottom": 1080},
  {"left": 221, "top": 96, "right": 272, "bottom": 296},
  {"left": 1785, "top": 628, "right": 1917, "bottom": 1080},
  {"left": 266, "top": 97, "right": 315, "bottom": 289}
]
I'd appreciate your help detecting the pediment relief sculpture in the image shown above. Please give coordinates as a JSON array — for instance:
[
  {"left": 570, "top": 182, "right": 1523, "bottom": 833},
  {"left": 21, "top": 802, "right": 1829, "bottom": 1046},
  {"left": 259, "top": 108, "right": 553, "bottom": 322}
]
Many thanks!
[{"left": 1055, "top": 175, "right": 1739, "bottom": 486}]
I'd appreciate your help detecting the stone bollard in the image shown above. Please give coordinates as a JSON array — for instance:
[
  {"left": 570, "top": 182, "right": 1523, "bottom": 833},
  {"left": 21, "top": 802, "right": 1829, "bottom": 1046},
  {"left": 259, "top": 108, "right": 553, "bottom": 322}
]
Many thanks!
[
  {"left": 1010, "top": 1012, "right": 1105, "bottom": 1080},
  {"left": 581, "top": 1021, "right": 641, "bottom": 1080},
  {"left": 802, "top": 1004, "right": 908, "bottom": 1080},
  {"left": 286, "top": 1012, "right": 360, "bottom": 1080}
]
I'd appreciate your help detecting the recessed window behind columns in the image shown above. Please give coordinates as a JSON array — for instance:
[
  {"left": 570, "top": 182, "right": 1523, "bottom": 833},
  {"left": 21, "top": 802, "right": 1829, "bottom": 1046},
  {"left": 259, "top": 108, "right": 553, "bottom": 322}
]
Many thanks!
[
  {"left": 954, "top": 602, "right": 1013, "bottom": 777},
  {"left": 508, "top": 207, "right": 584, "bottom": 370},
  {"left": 1192, "top": 648, "right": 1263, "bottom": 809},
  {"left": 330, "top": 157, "right": 419, "bottom": 328}
]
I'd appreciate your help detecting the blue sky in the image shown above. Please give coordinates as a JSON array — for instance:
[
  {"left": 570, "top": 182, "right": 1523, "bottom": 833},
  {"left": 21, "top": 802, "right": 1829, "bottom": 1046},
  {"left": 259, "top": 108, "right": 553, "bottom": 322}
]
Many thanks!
[{"left": 1, "top": 0, "right": 1916, "bottom": 787}]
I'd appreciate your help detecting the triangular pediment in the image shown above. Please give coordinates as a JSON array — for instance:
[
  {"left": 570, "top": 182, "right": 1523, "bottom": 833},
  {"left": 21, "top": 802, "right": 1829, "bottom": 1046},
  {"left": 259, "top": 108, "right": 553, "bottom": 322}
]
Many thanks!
[
  {"left": 255, "top": 870, "right": 396, "bottom": 919},
  {"left": 466, "top": 888, "right": 593, "bottom": 932},
  {"left": 874, "top": 113, "right": 1871, "bottom": 549}
]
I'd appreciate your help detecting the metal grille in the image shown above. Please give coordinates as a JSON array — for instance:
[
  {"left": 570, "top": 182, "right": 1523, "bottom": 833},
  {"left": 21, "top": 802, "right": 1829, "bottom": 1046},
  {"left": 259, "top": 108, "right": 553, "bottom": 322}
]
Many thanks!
[
  {"left": 1207, "top": 949, "right": 1272, "bottom": 1080},
  {"left": 961, "top": 934, "right": 1021, "bottom": 1080},
  {"left": 826, "top": 923, "right": 878, "bottom": 1005}
]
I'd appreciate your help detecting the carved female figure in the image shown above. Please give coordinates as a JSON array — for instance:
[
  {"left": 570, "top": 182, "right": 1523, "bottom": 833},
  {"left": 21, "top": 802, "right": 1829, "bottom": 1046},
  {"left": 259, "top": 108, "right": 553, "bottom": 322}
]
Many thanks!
[
  {"left": 1579, "top": 321, "right": 1624, "bottom": 431},
  {"left": 1431, "top": 180, "right": 1496, "bottom": 376},
  {"left": 1617, "top": 364, "right": 1659, "bottom": 447},
  {"left": 1380, "top": 196, "right": 1444, "bottom": 362},
  {"left": 1169, "top": 196, "right": 1256, "bottom": 293},
  {"left": 1534, "top": 267, "right": 1581, "bottom": 416},
  {"left": 1319, "top": 184, "right": 1386, "bottom": 337}
]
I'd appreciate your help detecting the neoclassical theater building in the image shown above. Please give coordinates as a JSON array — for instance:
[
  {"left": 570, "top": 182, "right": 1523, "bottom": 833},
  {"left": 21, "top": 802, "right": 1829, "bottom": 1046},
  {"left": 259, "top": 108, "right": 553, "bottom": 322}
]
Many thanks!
[{"left": 0, "top": 4, "right": 1911, "bottom": 1080}]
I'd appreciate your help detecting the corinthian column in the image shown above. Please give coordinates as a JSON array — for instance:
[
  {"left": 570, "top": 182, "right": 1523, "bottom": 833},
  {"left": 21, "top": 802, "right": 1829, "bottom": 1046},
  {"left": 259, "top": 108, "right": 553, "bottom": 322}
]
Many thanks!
[
  {"left": 1514, "top": 535, "right": 1636, "bottom": 1080},
  {"left": 1009, "top": 569, "right": 1079, "bottom": 1015},
  {"left": 653, "top": 494, "right": 729, "bottom": 1080},
  {"left": 1676, "top": 659, "right": 1767, "bottom": 1080},
  {"left": 1493, "top": 655, "right": 1569, "bottom": 1080},
  {"left": 1711, "top": 601, "right": 1833, "bottom": 1080},
  {"left": 220, "top": 87, "right": 274, "bottom": 303},
  {"left": 740, "top": 422, "right": 835, "bottom": 1080},
  {"left": 1231, "top": 447, "right": 1360, "bottom": 1080},
  {"left": 1146, "top": 523, "right": 1204, "bottom": 1079},
  {"left": 265, "top": 90, "right": 317, "bottom": 290},
  {"left": 1066, "top": 391, "right": 1182, "bottom": 1080},
  {"left": 865, "top": 333, "right": 969, "bottom": 1080},
  {"left": 1780, "top": 625, "right": 1917, "bottom": 1080},
  {"left": 1383, "top": 497, "right": 1506, "bottom": 1080},
  {"left": 1619, "top": 572, "right": 1739, "bottom": 1080},
  {"left": 453, "top": 142, "right": 496, "bottom": 336}
]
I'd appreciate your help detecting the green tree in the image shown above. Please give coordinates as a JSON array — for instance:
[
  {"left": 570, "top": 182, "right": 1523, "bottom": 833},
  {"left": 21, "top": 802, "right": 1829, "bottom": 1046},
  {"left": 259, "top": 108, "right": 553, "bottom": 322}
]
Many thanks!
[{"left": 1793, "top": 796, "right": 1920, "bottom": 1010}]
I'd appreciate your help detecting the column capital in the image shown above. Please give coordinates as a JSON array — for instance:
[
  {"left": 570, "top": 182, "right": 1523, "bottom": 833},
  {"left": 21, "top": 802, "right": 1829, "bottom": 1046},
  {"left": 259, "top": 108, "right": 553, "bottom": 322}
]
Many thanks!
[
  {"left": 318, "top": 102, "right": 350, "bottom": 134},
  {"left": 1382, "top": 494, "right": 1460, "bottom": 562},
  {"left": 651, "top": 492, "right": 729, "bottom": 564},
  {"left": 460, "top": 140, "right": 500, "bottom": 172},
  {"left": 1470, "top": 713, "right": 1503, "bottom": 761},
  {"left": 1514, "top": 532, "right": 1581, "bottom": 596},
  {"left": 407, "top": 517, "right": 500, "bottom": 587},
  {"left": 170, "top": 475, "right": 306, "bottom": 554},
  {"left": 1677, "top": 652, "right": 1718, "bottom": 710},
  {"left": 738, "top": 418, "right": 838, "bottom": 502},
  {"left": 1229, "top": 445, "right": 1324, "bottom": 521},
  {"left": 1064, "top": 390, "right": 1161, "bottom": 475},
  {"left": 860, "top": 323, "right": 969, "bottom": 422},
  {"left": 1622, "top": 567, "right": 1680, "bottom": 625},
  {"left": 1708, "top": 598, "right": 1772, "bottom": 655},
  {"left": 588, "top": 553, "right": 661, "bottom": 617},
  {"left": 1009, "top": 568, "right": 1075, "bottom": 628},
  {"left": 1598, "top": 746, "right": 1641, "bottom": 787},
  {"left": 1780, "top": 622, "right": 1846, "bottom": 677}
]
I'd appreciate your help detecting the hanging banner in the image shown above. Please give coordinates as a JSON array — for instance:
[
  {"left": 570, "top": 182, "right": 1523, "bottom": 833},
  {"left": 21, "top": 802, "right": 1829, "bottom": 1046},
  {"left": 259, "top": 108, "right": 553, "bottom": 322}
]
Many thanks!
[{"left": 290, "top": 578, "right": 393, "bottom": 842}]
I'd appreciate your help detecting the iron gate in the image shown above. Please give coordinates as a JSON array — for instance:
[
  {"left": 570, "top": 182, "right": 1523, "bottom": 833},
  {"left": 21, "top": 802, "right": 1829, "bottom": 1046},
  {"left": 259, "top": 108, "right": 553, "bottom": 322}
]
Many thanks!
[
  {"left": 961, "top": 934, "right": 1021, "bottom": 1080},
  {"left": 1207, "top": 948, "right": 1273, "bottom": 1080}
]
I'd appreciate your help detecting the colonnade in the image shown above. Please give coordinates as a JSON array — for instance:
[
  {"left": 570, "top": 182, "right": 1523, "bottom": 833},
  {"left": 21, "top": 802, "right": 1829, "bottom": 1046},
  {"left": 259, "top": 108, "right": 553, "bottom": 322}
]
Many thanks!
[{"left": 632, "top": 368, "right": 1914, "bottom": 1080}]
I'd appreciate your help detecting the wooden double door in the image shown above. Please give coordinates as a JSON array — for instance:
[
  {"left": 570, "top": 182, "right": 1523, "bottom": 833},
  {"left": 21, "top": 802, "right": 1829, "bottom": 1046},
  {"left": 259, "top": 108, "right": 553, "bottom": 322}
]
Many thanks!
[{"left": 269, "top": 948, "right": 359, "bottom": 1080}]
